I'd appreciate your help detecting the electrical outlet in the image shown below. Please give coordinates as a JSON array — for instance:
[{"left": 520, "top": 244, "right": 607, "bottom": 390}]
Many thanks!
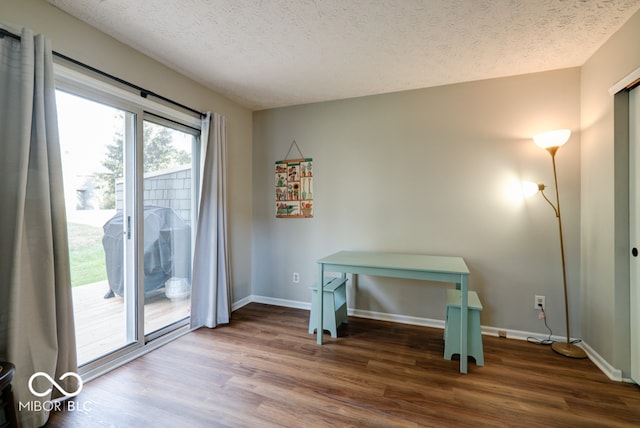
[
  {"left": 292, "top": 272, "right": 300, "bottom": 283},
  {"left": 535, "top": 295, "right": 545, "bottom": 310}
]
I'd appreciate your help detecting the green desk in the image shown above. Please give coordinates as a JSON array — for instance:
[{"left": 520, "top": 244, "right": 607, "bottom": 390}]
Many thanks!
[{"left": 316, "top": 251, "right": 471, "bottom": 373}]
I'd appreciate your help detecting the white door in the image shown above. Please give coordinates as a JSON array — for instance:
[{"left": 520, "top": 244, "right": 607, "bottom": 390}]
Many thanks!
[{"left": 630, "top": 87, "right": 640, "bottom": 384}]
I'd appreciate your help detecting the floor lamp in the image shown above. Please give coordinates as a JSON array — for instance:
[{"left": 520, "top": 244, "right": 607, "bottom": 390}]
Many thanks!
[{"left": 531, "top": 129, "right": 587, "bottom": 359}]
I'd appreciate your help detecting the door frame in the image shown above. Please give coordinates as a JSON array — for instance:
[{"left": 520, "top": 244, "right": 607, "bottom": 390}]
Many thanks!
[
  {"left": 612, "top": 66, "right": 640, "bottom": 384},
  {"left": 629, "top": 87, "right": 640, "bottom": 384},
  {"left": 54, "top": 62, "right": 201, "bottom": 381}
]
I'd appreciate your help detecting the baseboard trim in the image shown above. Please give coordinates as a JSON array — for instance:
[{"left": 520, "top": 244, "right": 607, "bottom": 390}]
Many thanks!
[
  {"left": 239, "top": 295, "right": 631, "bottom": 383},
  {"left": 250, "top": 295, "right": 310, "bottom": 310},
  {"left": 348, "top": 308, "right": 445, "bottom": 329},
  {"left": 579, "top": 341, "right": 633, "bottom": 383},
  {"left": 232, "top": 295, "right": 253, "bottom": 311}
]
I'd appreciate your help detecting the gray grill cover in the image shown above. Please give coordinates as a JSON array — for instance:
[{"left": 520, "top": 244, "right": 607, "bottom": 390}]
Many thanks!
[{"left": 102, "top": 206, "right": 191, "bottom": 297}]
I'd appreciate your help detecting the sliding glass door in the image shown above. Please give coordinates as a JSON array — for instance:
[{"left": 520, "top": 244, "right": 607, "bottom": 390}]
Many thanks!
[
  {"left": 141, "top": 118, "right": 195, "bottom": 337},
  {"left": 56, "top": 90, "right": 137, "bottom": 365},
  {"left": 56, "top": 89, "right": 198, "bottom": 367}
]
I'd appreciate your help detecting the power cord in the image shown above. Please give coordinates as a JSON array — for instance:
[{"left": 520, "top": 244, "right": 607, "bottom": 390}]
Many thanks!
[{"left": 527, "top": 304, "right": 554, "bottom": 345}]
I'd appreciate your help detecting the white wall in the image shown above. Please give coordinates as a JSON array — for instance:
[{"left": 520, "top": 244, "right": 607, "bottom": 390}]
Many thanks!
[
  {"left": 1, "top": 0, "right": 254, "bottom": 303},
  {"left": 581, "top": 9, "right": 640, "bottom": 378},
  {"left": 253, "top": 69, "right": 581, "bottom": 335}
]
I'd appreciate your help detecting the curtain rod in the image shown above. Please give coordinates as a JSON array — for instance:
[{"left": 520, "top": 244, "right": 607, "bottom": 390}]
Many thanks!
[{"left": 0, "top": 28, "right": 205, "bottom": 118}]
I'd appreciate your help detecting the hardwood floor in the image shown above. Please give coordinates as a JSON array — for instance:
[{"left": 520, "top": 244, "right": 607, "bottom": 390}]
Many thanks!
[{"left": 46, "top": 303, "right": 640, "bottom": 427}]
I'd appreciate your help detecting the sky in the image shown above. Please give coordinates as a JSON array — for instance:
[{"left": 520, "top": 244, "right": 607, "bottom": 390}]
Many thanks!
[{"left": 56, "top": 89, "right": 121, "bottom": 176}]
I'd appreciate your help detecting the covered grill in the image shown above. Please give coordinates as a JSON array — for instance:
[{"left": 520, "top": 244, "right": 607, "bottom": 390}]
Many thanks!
[{"left": 102, "top": 206, "right": 191, "bottom": 298}]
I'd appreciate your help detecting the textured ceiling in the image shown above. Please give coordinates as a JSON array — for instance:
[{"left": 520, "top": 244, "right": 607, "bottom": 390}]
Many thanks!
[{"left": 49, "top": 0, "right": 640, "bottom": 111}]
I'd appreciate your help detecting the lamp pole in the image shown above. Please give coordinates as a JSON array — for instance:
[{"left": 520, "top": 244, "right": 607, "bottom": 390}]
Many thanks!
[{"left": 540, "top": 146, "right": 587, "bottom": 359}]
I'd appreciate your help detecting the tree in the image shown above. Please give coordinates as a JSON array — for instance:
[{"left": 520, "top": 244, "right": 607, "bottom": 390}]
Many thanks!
[
  {"left": 97, "top": 132, "right": 123, "bottom": 209},
  {"left": 98, "top": 120, "right": 191, "bottom": 209},
  {"left": 143, "top": 125, "right": 190, "bottom": 173}
]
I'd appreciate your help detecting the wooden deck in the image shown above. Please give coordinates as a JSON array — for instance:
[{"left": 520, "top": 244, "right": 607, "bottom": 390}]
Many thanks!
[{"left": 72, "top": 281, "right": 190, "bottom": 364}]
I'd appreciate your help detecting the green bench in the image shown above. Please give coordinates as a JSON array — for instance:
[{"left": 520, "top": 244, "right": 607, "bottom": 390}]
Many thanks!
[
  {"left": 308, "top": 277, "right": 348, "bottom": 338},
  {"left": 444, "top": 288, "right": 484, "bottom": 366}
]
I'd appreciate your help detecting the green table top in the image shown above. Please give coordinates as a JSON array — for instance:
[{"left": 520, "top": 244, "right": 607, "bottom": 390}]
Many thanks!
[{"left": 318, "top": 251, "right": 469, "bottom": 275}]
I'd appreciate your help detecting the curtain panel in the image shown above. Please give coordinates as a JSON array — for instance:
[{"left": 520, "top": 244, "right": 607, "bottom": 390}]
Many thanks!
[
  {"left": 0, "top": 27, "right": 78, "bottom": 428},
  {"left": 190, "top": 112, "right": 232, "bottom": 328}
]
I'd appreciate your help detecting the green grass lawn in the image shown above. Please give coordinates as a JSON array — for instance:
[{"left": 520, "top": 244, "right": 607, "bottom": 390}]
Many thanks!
[{"left": 67, "top": 222, "right": 108, "bottom": 287}]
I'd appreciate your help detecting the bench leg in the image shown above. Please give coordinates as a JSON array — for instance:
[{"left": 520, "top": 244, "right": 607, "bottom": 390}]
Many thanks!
[
  {"left": 444, "top": 306, "right": 484, "bottom": 366},
  {"left": 308, "top": 289, "right": 340, "bottom": 338}
]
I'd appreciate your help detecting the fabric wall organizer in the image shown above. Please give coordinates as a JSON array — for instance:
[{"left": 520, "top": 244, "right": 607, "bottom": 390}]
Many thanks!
[{"left": 275, "top": 140, "right": 313, "bottom": 218}]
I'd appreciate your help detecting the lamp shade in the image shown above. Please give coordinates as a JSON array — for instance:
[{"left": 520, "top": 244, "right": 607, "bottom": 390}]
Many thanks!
[
  {"left": 521, "top": 181, "right": 540, "bottom": 198},
  {"left": 533, "top": 129, "right": 571, "bottom": 150}
]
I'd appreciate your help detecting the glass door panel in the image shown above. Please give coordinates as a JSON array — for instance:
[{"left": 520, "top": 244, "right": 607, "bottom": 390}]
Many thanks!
[
  {"left": 142, "top": 120, "right": 194, "bottom": 336},
  {"left": 56, "top": 90, "right": 137, "bottom": 365}
]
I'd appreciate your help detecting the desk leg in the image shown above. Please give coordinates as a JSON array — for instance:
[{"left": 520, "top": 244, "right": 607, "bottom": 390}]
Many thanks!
[
  {"left": 459, "top": 276, "right": 468, "bottom": 374},
  {"left": 317, "top": 263, "right": 324, "bottom": 345}
]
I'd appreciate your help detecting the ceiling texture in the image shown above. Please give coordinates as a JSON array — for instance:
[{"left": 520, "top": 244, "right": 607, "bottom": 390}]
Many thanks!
[{"left": 49, "top": 0, "right": 640, "bottom": 111}]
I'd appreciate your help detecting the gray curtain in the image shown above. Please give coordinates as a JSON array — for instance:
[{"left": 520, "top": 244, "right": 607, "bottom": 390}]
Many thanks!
[
  {"left": 190, "top": 112, "right": 232, "bottom": 328},
  {"left": 0, "top": 27, "right": 78, "bottom": 427}
]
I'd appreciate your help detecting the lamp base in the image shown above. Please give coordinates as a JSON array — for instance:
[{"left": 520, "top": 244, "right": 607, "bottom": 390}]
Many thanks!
[{"left": 551, "top": 341, "right": 588, "bottom": 359}]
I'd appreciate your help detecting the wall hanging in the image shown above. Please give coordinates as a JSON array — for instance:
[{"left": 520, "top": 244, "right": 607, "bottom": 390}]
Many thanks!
[{"left": 276, "top": 140, "right": 313, "bottom": 218}]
